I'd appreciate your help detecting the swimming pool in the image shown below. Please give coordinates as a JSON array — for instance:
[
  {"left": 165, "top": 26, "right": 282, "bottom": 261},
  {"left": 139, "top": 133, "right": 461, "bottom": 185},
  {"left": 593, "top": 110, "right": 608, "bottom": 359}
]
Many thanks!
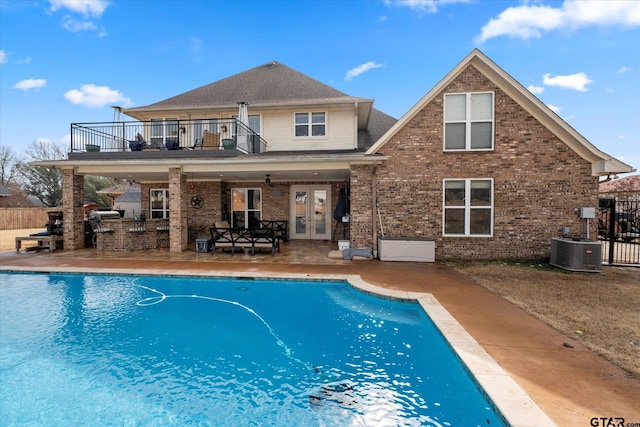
[{"left": 0, "top": 272, "right": 508, "bottom": 426}]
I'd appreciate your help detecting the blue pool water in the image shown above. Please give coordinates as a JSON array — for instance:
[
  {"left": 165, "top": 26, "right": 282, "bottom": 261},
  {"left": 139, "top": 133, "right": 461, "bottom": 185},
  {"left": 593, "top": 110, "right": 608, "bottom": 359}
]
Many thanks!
[{"left": 0, "top": 273, "right": 505, "bottom": 426}]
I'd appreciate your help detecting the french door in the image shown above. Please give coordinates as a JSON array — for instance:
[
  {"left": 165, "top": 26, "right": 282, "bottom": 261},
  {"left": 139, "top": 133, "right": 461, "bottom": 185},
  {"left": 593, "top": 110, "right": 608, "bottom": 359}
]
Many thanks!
[{"left": 290, "top": 185, "right": 331, "bottom": 240}]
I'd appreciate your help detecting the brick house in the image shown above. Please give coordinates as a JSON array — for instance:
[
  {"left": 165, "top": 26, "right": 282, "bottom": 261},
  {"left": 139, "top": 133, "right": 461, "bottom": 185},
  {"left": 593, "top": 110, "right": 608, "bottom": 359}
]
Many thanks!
[{"left": 39, "top": 49, "right": 633, "bottom": 259}]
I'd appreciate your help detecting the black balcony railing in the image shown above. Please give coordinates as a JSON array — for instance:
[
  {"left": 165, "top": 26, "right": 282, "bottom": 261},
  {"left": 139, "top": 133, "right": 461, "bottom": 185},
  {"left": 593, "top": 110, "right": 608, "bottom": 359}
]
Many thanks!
[{"left": 71, "top": 118, "right": 267, "bottom": 154}]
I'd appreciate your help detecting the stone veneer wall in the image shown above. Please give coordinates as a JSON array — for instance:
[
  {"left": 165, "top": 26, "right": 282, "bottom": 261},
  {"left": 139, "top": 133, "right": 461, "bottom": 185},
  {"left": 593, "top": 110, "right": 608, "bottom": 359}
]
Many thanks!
[{"left": 351, "top": 64, "right": 598, "bottom": 260}]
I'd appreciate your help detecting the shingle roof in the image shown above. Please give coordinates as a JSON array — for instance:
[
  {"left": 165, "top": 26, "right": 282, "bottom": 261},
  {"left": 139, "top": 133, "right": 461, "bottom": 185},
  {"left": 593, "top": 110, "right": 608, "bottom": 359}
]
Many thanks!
[
  {"left": 115, "top": 186, "right": 141, "bottom": 203},
  {"left": 358, "top": 108, "right": 398, "bottom": 151},
  {"left": 600, "top": 174, "right": 640, "bottom": 193},
  {"left": 125, "top": 61, "right": 371, "bottom": 112},
  {"left": 0, "top": 183, "right": 10, "bottom": 197}
]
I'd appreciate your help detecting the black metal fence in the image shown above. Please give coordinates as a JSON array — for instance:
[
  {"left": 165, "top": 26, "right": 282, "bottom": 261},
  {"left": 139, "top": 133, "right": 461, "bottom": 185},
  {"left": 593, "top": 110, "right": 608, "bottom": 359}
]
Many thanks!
[
  {"left": 71, "top": 118, "right": 267, "bottom": 154},
  {"left": 598, "top": 198, "right": 640, "bottom": 265}
]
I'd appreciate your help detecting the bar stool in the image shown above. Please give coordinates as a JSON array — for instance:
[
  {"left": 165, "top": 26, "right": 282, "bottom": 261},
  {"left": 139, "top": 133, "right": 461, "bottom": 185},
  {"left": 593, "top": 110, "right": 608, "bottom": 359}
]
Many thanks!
[
  {"left": 128, "top": 218, "right": 147, "bottom": 250},
  {"left": 155, "top": 219, "right": 169, "bottom": 248},
  {"left": 89, "top": 219, "right": 114, "bottom": 252}
]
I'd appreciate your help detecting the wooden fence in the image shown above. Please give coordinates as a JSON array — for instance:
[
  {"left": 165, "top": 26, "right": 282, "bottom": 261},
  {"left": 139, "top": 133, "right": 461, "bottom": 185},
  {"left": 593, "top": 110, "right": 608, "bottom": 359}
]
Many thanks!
[{"left": 0, "top": 207, "right": 50, "bottom": 230}]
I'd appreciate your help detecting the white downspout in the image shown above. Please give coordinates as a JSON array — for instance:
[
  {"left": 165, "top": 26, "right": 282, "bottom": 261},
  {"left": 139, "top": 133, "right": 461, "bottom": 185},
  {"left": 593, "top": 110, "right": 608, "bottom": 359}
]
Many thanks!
[{"left": 354, "top": 102, "right": 358, "bottom": 150}]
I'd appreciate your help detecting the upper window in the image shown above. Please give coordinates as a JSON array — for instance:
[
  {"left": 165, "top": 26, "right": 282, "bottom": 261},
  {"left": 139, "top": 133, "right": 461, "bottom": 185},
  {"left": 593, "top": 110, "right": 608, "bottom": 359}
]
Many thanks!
[
  {"left": 443, "top": 179, "right": 493, "bottom": 237},
  {"left": 444, "top": 92, "right": 494, "bottom": 150},
  {"left": 232, "top": 114, "right": 261, "bottom": 135},
  {"left": 295, "top": 112, "right": 326, "bottom": 137}
]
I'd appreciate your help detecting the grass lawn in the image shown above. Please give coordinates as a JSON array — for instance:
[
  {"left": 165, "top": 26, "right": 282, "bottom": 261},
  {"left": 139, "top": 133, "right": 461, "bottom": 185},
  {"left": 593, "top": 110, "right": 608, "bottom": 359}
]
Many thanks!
[{"left": 449, "top": 260, "right": 640, "bottom": 378}]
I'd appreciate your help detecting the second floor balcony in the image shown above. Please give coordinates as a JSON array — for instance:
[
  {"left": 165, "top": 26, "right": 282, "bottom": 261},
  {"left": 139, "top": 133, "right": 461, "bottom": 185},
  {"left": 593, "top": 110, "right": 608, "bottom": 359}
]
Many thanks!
[{"left": 70, "top": 118, "right": 267, "bottom": 155}]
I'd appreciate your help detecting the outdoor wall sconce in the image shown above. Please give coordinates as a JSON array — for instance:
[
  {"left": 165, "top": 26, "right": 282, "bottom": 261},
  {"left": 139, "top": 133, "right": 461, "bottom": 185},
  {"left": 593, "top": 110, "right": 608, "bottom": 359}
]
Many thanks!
[
  {"left": 179, "top": 127, "right": 186, "bottom": 133},
  {"left": 221, "top": 125, "right": 228, "bottom": 133},
  {"left": 265, "top": 174, "right": 271, "bottom": 184}
]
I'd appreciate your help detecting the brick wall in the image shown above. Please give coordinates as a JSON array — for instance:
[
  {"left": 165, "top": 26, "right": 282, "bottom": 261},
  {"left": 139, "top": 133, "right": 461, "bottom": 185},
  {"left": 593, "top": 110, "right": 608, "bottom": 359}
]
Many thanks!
[{"left": 354, "top": 64, "right": 598, "bottom": 260}]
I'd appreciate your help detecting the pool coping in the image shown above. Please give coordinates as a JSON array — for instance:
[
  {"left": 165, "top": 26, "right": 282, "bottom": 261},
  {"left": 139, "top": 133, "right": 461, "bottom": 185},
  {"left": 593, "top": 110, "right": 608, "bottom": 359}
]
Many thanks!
[{"left": 1, "top": 266, "right": 557, "bottom": 427}]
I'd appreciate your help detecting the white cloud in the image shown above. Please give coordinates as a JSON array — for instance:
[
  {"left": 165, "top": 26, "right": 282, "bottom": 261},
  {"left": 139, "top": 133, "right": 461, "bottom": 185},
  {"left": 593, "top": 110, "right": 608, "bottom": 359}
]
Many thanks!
[
  {"left": 527, "top": 85, "right": 544, "bottom": 94},
  {"left": 476, "top": 0, "right": 640, "bottom": 43},
  {"left": 384, "top": 0, "right": 469, "bottom": 13},
  {"left": 618, "top": 66, "right": 631, "bottom": 73},
  {"left": 62, "top": 17, "right": 98, "bottom": 32},
  {"left": 13, "top": 78, "right": 47, "bottom": 91},
  {"left": 547, "top": 104, "right": 561, "bottom": 113},
  {"left": 17, "top": 56, "right": 32, "bottom": 64},
  {"left": 64, "top": 84, "right": 131, "bottom": 107},
  {"left": 49, "top": 0, "right": 109, "bottom": 18},
  {"left": 542, "top": 72, "right": 593, "bottom": 91},
  {"left": 0, "top": 50, "right": 6, "bottom": 64},
  {"left": 345, "top": 61, "right": 384, "bottom": 81}
]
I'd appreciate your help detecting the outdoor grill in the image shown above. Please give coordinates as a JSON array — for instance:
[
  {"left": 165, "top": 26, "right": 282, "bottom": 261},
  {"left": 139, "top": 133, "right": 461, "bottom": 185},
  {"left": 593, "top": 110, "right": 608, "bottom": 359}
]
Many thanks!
[{"left": 92, "top": 211, "right": 122, "bottom": 220}]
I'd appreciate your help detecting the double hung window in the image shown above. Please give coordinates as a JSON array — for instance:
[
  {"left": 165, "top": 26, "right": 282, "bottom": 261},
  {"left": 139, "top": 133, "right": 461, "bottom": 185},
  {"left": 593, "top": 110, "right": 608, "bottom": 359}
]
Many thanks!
[
  {"left": 443, "top": 179, "right": 493, "bottom": 236},
  {"left": 231, "top": 188, "right": 262, "bottom": 229},
  {"left": 295, "top": 112, "right": 326, "bottom": 137},
  {"left": 150, "top": 189, "right": 170, "bottom": 219},
  {"left": 444, "top": 92, "right": 493, "bottom": 150}
]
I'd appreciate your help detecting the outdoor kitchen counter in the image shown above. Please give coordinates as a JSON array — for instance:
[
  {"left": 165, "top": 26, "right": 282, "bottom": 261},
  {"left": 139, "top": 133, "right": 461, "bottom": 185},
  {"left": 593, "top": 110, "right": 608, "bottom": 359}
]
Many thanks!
[{"left": 96, "top": 219, "right": 169, "bottom": 251}]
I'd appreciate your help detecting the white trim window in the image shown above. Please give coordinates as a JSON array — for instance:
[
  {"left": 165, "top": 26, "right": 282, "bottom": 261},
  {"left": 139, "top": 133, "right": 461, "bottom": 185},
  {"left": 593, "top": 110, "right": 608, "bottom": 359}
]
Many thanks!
[
  {"left": 444, "top": 92, "right": 494, "bottom": 150},
  {"left": 231, "top": 188, "right": 262, "bottom": 229},
  {"left": 151, "top": 118, "right": 179, "bottom": 147},
  {"left": 150, "top": 189, "right": 170, "bottom": 219},
  {"left": 443, "top": 179, "right": 493, "bottom": 236},
  {"left": 295, "top": 112, "right": 326, "bottom": 137}
]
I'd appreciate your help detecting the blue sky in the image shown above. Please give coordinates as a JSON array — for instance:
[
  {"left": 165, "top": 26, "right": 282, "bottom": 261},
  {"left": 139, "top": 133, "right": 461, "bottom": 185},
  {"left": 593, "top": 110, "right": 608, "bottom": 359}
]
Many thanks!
[{"left": 1, "top": 0, "right": 639, "bottom": 172}]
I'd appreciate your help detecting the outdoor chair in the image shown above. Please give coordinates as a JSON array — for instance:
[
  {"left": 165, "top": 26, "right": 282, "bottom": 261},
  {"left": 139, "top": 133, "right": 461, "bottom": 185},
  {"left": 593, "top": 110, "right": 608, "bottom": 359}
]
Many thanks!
[
  {"left": 199, "top": 130, "right": 220, "bottom": 150},
  {"left": 89, "top": 219, "right": 114, "bottom": 252},
  {"left": 260, "top": 220, "right": 289, "bottom": 242},
  {"left": 128, "top": 218, "right": 147, "bottom": 250},
  {"left": 129, "top": 133, "right": 147, "bottom": 151},
  {"left": 210, "top": 224, "right": 237, "bottom": 255},
  {"left": 249, "top": 227, "right": 280, "bottom": 256}
]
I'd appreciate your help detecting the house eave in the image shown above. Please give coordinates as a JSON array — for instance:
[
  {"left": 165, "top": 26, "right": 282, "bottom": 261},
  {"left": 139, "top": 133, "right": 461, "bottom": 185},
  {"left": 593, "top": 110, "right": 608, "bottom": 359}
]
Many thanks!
[
  {"left": 123, "top": 97, "right": 374, "bottom": 124},
  {"left": 31, "top": 153, "right": 388, "bottom": 183}
]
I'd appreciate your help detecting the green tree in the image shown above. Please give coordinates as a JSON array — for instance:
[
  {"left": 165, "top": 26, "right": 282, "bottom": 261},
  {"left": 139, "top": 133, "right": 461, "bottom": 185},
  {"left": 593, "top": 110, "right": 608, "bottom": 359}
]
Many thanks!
[
  {"left": 19, "top": 140, "right": 66, "bottom": 207},
  {"left": 84, "top": 175, "right": 117, "bottom": 207}
]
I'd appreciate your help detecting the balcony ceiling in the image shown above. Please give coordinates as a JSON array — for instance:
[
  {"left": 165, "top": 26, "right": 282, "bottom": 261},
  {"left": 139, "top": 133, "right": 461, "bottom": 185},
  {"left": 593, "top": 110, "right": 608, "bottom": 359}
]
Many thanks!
[{"left": 39, "top": 153, "right": 385, "bottom": 184}]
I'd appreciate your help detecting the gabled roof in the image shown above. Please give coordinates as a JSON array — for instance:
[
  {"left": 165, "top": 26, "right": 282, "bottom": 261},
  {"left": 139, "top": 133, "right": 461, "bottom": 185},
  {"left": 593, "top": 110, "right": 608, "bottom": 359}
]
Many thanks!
[
  {"left": 123, "top": 61, "right": 374, "bottom": 127},
  {"left": 367, "top": 49, "right": 634, "bottom": 177},
  {"left": 0, "top": 183, "right": 10, "bottom": 197}
]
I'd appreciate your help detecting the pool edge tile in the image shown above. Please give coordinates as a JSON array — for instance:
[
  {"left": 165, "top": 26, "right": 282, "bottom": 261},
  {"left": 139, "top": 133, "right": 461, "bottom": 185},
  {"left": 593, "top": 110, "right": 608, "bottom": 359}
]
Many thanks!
[{"left": 421, "top": 299, "right": 557, "bottom": 427}]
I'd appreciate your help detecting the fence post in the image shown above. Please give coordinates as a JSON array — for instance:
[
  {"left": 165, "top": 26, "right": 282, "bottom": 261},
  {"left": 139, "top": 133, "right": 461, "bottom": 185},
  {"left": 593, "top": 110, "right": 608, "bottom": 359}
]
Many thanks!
[{"left": 607, "top": 199, "right": 616, "bottom": 264}]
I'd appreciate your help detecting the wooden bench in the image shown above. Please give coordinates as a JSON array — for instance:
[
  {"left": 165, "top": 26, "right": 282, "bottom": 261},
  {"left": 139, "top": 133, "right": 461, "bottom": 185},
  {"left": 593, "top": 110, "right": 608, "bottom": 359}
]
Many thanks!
[{"left": 15, "top": 235, "right": 64, "bottom": 252}]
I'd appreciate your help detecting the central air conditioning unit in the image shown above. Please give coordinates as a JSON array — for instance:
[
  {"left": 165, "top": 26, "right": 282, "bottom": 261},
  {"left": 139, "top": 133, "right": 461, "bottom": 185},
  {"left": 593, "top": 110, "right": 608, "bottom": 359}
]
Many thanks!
[{"left": 550, "top": 237, "right": 602, "bottom": 272}]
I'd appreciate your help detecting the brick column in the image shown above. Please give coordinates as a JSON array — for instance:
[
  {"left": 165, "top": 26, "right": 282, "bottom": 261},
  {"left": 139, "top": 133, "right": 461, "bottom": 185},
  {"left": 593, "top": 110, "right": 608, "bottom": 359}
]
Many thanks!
[
  {"left": 62, "top": 168, "right": 85, "bottom": 250},
  {"left": 350, "top": 164, "right": 374, "bottom": 248},
  {"left": 168, "top": 168, "right": 188, "bottom": 252}
]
